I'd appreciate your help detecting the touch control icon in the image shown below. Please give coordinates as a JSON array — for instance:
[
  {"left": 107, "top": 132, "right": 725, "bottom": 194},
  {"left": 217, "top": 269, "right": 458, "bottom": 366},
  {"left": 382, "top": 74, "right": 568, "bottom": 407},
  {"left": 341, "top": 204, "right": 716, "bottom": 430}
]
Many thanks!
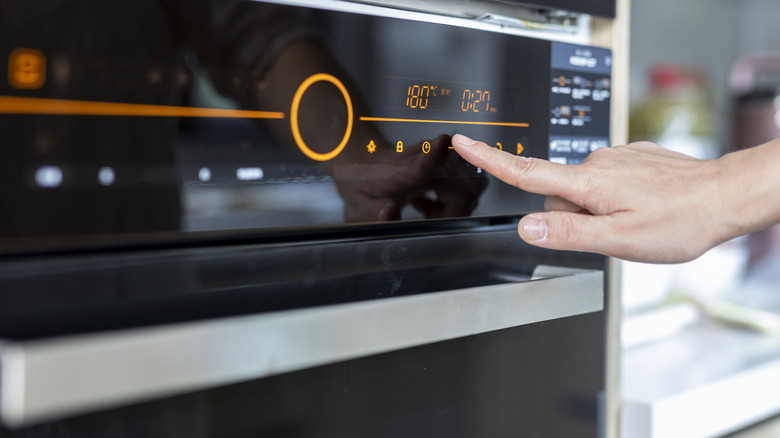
[
  {"left": 290, "top": 73, "right": 353, "bottom": 162},
  {"left": 8, "top": 48, "right": 46, "bottom": 89}
]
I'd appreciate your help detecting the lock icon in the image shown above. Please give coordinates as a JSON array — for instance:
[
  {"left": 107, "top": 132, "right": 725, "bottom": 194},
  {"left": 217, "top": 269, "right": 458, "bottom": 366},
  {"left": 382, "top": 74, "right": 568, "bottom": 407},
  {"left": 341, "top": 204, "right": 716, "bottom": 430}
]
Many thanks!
[{"left": 396, "top": 141, "right": 403, "bottom": 153}]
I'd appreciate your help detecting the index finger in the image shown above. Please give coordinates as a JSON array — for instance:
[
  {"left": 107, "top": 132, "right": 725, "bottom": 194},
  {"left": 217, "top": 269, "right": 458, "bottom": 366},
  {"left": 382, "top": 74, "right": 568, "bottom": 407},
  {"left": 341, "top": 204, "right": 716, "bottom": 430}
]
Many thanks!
[{"left": 451, "top": 134, "right": 580, "bottom": 198}]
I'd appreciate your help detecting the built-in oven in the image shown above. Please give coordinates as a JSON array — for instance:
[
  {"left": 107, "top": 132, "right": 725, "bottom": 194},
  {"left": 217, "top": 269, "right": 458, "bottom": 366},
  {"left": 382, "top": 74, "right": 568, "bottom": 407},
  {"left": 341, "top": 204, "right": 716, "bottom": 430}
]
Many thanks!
[{"left": 0, "top": 0, "right": 616, "bottom": 436}]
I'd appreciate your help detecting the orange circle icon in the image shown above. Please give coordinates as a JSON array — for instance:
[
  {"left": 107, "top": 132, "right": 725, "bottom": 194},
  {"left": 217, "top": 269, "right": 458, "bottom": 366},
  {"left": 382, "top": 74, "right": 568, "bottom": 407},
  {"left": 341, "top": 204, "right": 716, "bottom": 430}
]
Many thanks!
[
  {"left": 290, "top": 73, "right": 353, "bottom": 161},
  {"left": 422, "top": 141, "right": 431, "bottom": 154}
]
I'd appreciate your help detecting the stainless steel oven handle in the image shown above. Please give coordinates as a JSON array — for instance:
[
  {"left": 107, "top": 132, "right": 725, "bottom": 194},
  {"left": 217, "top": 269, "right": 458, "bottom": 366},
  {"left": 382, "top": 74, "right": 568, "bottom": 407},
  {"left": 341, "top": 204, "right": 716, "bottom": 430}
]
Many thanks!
[{"left": 0, "top": 265, "right": 603, "bottom": 428}]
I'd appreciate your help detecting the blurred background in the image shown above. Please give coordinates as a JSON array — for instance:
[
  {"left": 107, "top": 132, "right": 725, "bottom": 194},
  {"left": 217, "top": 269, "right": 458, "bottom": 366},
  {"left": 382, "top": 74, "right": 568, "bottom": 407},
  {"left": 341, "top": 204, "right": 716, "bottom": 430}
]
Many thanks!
[{"left": 622, "top": 0, "right": 780, "bottom": 436}]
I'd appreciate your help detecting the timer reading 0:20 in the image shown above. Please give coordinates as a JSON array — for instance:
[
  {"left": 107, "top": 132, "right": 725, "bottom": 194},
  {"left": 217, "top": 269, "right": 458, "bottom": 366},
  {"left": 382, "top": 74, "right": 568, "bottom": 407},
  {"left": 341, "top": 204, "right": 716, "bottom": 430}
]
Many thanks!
[{"left": 405, "top": 84, "right": 494, "bottom": 113}]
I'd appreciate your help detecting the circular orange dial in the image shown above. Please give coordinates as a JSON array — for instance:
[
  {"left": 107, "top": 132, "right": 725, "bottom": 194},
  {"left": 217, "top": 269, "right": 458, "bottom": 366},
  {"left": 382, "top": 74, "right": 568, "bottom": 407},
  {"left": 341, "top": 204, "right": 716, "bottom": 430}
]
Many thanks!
[{"left": 290, "top": 73, "right": 353, "bottom": 161}]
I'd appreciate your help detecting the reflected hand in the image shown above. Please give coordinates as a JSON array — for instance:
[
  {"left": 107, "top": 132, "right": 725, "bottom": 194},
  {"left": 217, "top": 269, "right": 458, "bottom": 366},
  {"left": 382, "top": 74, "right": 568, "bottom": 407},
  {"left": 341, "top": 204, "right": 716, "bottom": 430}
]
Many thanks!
[{"left": 331, "top": 134, "right": 487, "bottom": 222}]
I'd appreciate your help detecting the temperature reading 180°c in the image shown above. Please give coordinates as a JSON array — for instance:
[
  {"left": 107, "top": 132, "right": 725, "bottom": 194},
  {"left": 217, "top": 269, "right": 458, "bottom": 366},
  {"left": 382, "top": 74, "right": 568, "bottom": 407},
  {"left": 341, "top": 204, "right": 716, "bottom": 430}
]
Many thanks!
[
  {"left": 406, "top": 84, "right": 431, "bottom": 109},
  {"left": 405, "top": 84, "right": 451, "bottom": 109}
]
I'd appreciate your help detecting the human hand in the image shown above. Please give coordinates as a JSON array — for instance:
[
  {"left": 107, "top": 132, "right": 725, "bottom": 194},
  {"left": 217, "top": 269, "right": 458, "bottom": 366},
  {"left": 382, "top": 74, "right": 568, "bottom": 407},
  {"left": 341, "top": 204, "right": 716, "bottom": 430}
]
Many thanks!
[{"left": 452, "top": 134, "right": 732, "bottom": 263}]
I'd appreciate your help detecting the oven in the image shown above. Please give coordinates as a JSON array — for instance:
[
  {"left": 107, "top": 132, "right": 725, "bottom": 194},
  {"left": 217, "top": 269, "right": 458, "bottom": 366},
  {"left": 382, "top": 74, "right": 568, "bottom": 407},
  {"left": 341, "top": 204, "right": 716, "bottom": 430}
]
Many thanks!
[{"left": 0, "top": 0, "right": 617, "bottom": 436}]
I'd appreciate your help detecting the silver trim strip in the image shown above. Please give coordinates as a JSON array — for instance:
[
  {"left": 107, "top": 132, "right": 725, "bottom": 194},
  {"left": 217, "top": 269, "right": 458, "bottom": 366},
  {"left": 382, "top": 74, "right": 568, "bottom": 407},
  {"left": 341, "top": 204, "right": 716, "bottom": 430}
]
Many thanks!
[
  {"left": 0, "top": 344, "right": 25, "bottom": 427},
  {"left": 1, "top": 266, "right": 602, "bottom": 428},
  {"left": 256, "top": 0, "right": 592, "bottom": 44}
]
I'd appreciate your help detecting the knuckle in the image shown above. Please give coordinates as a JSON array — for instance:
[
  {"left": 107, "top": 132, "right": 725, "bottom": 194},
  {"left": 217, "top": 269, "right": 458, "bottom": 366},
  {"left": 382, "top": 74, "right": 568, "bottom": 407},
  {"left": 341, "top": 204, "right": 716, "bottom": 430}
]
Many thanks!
[
  {"left": 554, "top": 212, "right": 581, "bottom": 245},
  {"left": 585, "top": 146, "right": 614, "bottom": 162},
  {"left": 580, "top": 189, "right": 609, "bottom": 215},
  {"left": 509, "top": 156, "right": 535, "bottom": 185},
  {"left": 588, "top": 146, "right": 611, "bottom": 158}
]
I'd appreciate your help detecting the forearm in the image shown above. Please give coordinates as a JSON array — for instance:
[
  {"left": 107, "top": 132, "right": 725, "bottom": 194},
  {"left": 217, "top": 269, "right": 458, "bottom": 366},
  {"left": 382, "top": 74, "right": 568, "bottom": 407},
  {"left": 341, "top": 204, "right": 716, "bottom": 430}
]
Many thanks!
[{"left": 717, "top": 138, "right": 780, "bottom": 242}]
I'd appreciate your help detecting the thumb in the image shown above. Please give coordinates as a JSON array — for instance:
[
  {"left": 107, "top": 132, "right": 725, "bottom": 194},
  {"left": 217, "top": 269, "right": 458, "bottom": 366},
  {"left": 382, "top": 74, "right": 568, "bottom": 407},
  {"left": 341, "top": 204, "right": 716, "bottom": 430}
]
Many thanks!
[{"left": 518, "top": 212, "right": 608, "bottom": 254}]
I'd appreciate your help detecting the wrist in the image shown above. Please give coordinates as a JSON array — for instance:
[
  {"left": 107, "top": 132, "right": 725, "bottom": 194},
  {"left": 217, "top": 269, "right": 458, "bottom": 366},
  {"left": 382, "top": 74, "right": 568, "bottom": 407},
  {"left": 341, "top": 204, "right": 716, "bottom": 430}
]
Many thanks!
[{"left": 715, "top": 139, "right": 780, "bottom": 242}]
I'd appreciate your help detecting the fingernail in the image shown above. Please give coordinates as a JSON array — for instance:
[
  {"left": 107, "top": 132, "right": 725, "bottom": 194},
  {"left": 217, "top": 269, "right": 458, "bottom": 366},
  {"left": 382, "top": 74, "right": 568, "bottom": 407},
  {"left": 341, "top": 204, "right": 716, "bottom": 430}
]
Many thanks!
[
  {"left": 522, "top": 215, "right": 548, "bottom": 242},
  {"left": 453, "top": 134, "right": 476, "bottom": 146}
]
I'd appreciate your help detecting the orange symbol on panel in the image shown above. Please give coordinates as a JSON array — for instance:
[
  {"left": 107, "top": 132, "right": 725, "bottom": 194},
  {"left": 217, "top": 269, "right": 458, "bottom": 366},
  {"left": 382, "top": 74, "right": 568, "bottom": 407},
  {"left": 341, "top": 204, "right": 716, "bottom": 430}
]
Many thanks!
[
  {"left": 8, "top": 48, "right": 46, "bottom": 89},
  {"left": 366, "top": 140, "right": 377, "bottom": 154},
  {"left": 290, "top": 73, "right": 353, "bottom": 162},
  {"left": 422, "top": 141, "right": 431, "bottom": 154},
  {"left": 517, "top": 142, "right": 524, "bottom": 154},
  {"left": 396, "top": 141, "right": 403, "bottom": 153},
  {"left": 496, "top": 142, "right": 503, "bottom": 151}
]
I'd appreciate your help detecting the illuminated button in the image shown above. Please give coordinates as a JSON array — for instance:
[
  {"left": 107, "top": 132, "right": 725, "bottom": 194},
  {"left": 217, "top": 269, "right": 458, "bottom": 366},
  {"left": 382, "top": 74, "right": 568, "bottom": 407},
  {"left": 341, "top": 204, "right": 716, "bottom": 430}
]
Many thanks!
[
  {"left": 290, "top": 73, "right": 353, "bottom": 162},
  {"left": 396, "top": 141, "right": 403, "bottom": 153},
  {"left": 236, "top": 167, "right": 263, "bottom": 181},
  {"left": 517, "top": 142, "right": 524, "bottom": 154},
  {"left": 8, "top": 48, "right": 46, "bottom": 89},
  {"left": 35, "top": 165, "right": 63, "bottom": 188},
  {"left": 97, "top": 167, "right": 115, "bottom": 186},
  {"left": 198, "top": 167, "right": 212, "bottom": 182},
  {"left": 422, "top": 141, "right": 431, "bottom": 154},
  {"left": 366, "top": 140, "right": 377, "bottom": 154},
  {"left": 496, "top": 142, "right": 503, "bottom": 151}
]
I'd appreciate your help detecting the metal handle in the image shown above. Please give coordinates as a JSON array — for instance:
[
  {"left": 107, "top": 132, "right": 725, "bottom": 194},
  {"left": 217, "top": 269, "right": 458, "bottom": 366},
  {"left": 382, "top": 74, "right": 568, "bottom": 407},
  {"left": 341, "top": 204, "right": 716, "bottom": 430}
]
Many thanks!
[{"left": 1, "top": 265, "right": 602, "bottom": 428}]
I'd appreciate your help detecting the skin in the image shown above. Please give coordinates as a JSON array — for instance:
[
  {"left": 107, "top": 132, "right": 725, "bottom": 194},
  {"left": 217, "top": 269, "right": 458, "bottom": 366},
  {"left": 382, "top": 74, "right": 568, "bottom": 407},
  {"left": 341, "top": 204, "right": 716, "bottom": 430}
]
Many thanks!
[{"left": 452, "top": 134, "right": 780, "bottom": 264}]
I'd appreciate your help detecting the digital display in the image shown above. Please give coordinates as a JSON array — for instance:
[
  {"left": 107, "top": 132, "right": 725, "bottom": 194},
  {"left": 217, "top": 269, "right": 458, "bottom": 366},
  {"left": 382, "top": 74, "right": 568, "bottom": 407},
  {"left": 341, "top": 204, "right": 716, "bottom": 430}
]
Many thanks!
[
  {"left": 383, "top": 77, "right": 511, "bottom": 115},
  {"left": 404, "top": 82, "right": 490, "bottom": 113},
  {"left": 0, "top": 1, "right": 611, "bottom": 249}
]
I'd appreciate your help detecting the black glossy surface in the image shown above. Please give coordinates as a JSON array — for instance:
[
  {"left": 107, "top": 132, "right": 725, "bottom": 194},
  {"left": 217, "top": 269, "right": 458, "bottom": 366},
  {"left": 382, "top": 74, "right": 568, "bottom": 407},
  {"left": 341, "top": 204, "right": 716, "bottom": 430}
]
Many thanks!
[
  {"left": 0, "top": 1, "right": 610, "bottom": 251},
  {"left": 0, "top": 227, "right": 604, "bottom": 340}
]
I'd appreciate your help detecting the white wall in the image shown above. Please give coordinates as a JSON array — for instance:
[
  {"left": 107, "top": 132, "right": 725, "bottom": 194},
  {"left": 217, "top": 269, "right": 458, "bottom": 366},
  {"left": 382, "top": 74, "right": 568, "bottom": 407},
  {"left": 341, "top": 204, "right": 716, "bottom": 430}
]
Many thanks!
[{"left": 737, "top": 0, "right": 780, "bottom": 53}]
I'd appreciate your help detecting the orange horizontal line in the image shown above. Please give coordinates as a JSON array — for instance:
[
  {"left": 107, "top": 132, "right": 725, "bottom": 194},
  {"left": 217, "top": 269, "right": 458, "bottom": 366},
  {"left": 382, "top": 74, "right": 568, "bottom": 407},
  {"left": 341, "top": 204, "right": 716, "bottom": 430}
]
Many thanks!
[
  {"left": 360, "top": 116, "right": 529, "bottom": 128},
  {"left": 0, "top": 95, "right": 285, "bottom": 119}
]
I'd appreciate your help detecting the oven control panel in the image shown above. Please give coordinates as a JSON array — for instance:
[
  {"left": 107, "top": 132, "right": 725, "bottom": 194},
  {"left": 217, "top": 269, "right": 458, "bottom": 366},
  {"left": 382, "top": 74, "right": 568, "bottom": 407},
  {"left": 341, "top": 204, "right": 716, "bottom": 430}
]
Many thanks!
[{"left": 0, "top": 1, "right": 610, "bottom": 248}]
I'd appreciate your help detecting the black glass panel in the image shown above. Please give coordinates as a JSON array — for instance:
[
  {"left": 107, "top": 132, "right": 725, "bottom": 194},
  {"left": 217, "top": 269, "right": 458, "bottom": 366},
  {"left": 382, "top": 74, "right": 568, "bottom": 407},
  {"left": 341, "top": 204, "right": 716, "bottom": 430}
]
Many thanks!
[
  {"left": 0, "top": 228, "right": 605, "bottom": 340},
  {"left": 0, "top": 1, "right": 611, "bottom": 250}
]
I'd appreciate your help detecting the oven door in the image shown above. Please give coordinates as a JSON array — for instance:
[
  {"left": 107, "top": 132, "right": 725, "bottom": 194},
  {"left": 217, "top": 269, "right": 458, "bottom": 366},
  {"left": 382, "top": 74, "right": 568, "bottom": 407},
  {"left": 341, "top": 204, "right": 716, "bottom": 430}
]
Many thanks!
[{"left": 0, "top": 227, "right": 607, "bottom": 437}]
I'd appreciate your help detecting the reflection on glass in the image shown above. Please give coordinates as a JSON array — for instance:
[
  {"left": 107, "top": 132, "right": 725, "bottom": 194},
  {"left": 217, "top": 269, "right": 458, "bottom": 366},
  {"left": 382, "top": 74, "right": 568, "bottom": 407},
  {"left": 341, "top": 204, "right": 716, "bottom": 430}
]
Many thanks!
[{"left": 1, "top": 1, "right": 605, "bottom": 244}]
